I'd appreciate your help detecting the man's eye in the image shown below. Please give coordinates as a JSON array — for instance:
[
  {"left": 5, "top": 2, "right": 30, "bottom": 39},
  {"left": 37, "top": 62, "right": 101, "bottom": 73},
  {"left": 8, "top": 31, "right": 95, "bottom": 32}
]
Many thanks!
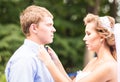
[{"left": 47, "top": 24, "right": 53, "bottom": 26}]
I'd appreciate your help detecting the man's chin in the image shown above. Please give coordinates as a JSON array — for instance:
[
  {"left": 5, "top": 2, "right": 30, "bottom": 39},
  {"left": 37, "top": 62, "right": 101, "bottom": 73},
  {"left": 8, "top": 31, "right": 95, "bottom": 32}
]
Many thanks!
[{"left": 46, "top": 40, "right": 53, "bottom": 44}]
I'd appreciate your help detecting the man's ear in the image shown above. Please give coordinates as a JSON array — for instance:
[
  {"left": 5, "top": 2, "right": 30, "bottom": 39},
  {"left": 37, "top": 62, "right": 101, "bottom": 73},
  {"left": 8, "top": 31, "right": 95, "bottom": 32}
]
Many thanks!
[{"left": 30, "top": 24, "right": 38, "bottom": 34}]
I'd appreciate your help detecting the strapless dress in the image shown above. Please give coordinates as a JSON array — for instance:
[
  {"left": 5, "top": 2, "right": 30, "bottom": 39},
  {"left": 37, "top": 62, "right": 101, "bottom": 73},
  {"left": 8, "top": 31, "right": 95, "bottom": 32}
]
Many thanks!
[{"left": 75, "top": 70, "right": 91, "bottom": 82}]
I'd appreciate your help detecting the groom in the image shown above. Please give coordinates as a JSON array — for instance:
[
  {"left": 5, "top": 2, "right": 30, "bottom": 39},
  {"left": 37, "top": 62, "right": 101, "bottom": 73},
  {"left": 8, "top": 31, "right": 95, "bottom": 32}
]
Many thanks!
[{"left": 5, "top": 5, "right": 56, "bottom": 82}]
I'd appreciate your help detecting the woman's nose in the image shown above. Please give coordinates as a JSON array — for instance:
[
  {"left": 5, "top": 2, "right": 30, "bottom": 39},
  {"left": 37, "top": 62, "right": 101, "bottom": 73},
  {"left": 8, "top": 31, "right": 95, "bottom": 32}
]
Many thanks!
[{"left": 83, "top": 36, "right": 86, "bottom": 41}]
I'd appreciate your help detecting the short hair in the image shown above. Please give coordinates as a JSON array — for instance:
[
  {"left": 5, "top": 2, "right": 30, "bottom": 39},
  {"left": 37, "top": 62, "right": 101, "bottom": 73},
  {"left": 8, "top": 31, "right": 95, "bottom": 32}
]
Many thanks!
[{"left": 20, "top": 5, "right": 53, "bottom": 36}]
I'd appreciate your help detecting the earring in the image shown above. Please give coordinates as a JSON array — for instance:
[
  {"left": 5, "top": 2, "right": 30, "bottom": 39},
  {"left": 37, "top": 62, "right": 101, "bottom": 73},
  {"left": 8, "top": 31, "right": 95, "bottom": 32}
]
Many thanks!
[{"left": 100, "top": 39, "right": 103, "bottom": 43}]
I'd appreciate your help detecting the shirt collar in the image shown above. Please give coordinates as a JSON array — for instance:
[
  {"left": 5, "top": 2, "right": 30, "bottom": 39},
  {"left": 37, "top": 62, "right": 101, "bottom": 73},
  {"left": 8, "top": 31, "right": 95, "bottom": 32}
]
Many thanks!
[{"left": 24, "top": 39, "right": 42, "bottom": 55}]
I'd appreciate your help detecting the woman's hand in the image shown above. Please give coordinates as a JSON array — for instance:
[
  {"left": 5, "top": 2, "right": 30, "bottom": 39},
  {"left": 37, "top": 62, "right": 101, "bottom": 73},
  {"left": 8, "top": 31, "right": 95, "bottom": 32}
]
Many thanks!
[
  {"left": 45, "top": 46, "right": 59, "bottom": 61},
  {"left": 38, "top": 45, "right": 52, "bottom": 65},
  {"left": 38, "top": 45, "right": 72, "bottom": 82}
]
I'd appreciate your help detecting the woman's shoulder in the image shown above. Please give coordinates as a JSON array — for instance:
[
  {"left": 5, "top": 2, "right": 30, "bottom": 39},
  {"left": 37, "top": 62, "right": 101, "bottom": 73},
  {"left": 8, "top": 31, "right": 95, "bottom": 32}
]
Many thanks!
[
  {"left": 99, "top": 61, "right": 117, "bottom": 80},
  {"left": 94, "top": 59, "right": 117, "bottom": 78},
  {"left": 102, "top": 60, "right": 117, "bottom": 71}
]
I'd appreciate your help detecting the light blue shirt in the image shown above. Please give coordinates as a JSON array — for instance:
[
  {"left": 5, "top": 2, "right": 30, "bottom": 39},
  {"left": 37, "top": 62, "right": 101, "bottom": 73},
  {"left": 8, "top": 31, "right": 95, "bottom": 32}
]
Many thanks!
[{"left": 5, "top": 39, "right": 54, "bottom": 82}]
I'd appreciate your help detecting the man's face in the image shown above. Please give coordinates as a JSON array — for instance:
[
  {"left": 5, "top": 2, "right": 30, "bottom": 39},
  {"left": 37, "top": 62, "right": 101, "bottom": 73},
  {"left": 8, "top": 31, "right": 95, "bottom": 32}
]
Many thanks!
[{"left": 36, "top": 17, "right": 56, "bottom": 45}]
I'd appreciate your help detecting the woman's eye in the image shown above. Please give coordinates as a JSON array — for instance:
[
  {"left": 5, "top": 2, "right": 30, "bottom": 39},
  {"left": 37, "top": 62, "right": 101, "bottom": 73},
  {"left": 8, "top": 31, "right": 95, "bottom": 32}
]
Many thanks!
[{"left": 87, "top": 33, "right": 90, "bottom": 36}]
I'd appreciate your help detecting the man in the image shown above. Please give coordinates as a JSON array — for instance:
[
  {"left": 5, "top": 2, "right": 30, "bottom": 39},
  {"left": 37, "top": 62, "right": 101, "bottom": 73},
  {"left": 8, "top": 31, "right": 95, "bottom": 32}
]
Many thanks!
[{"left": 5, "top": 5, "right": 56, "bottom": 82}]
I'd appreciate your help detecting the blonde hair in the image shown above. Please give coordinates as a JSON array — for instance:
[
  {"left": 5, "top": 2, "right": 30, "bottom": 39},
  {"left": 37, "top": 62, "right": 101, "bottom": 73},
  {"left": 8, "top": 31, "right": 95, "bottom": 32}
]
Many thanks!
[
  {"left": 20, "top": 5, "right": 53, "bottom": 36},
  {"left": 84, "top": 13, "right": 116, "bottom": 60}
]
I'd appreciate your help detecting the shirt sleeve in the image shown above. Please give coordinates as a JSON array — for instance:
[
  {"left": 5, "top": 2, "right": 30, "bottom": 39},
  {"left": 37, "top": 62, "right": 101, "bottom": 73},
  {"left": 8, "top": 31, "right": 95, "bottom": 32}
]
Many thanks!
[{"left": 7, "top": 57, "right": 37, "bottom": 82}]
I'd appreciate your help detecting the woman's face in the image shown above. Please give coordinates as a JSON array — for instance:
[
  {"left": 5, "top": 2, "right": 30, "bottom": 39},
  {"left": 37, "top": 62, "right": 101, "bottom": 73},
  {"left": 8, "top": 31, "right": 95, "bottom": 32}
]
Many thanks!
[{"left": 83, "top": 22, "right": 101, "bottom": 52}]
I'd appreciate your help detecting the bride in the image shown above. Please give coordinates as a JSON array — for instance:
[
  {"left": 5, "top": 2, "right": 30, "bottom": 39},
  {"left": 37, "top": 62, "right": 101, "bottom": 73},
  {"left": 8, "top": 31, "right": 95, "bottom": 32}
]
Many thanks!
[{"left": 38, "top": 13, "right": 118, "bottom": 82}]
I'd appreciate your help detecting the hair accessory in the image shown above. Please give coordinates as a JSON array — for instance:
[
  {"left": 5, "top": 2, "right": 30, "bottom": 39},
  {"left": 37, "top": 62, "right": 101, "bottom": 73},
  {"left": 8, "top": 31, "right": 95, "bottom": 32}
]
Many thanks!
[{"left": 99, "top": 16, "right": 113, "bottom": 32}]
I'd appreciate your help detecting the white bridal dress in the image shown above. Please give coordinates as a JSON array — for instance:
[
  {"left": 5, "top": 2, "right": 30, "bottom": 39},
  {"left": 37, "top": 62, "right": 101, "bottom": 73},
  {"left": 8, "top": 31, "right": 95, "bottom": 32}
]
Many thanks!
[{"left": 75, "top": 71, "right": 91, "bottom": 82}]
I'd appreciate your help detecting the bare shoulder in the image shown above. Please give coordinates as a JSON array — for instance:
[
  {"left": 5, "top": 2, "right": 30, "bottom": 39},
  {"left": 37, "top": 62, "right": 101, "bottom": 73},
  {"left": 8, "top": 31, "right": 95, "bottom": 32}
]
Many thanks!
[
  {"left": 91, "top": 60, "right": 117, "bottom": 81},
  {"left": 95, "top": 60, "right": 117, "bottom": 77},
  {"left": 102, "top": 60, "right": 117, "bottom": 70},
  {"left": 101, "top": 61, "right": 117, "bottom": 81}
]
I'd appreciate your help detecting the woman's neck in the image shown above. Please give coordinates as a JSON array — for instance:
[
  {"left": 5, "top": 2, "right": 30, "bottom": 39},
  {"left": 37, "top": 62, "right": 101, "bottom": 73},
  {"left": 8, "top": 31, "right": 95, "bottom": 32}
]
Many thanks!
[{"left": 96, "top": 43, "right": 111, "bottom": 60}]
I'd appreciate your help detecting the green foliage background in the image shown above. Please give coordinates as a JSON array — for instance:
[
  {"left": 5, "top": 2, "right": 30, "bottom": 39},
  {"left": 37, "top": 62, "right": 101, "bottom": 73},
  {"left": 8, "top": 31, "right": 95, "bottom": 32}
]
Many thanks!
[{"left": 0, "top": 0, "right": 118, "bottom": 81}]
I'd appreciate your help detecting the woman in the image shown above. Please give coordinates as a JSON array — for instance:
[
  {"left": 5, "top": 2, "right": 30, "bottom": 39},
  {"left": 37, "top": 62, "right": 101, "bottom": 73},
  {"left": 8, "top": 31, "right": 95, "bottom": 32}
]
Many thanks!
[{"left": 38, "top": 13, "right": 117, "bottom": 82}]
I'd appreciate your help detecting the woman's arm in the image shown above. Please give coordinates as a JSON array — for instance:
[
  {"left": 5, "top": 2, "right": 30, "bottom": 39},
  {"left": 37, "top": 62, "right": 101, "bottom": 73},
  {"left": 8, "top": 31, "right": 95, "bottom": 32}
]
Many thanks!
[
  {"left": 46, "top": 59, "right": 71, "bottom": 82},
  {"left": 38, "top": 46, "right": 72, "bottom": 82},
  {"left": 46, "top": 46, "right": 71, "bottom": 80}
]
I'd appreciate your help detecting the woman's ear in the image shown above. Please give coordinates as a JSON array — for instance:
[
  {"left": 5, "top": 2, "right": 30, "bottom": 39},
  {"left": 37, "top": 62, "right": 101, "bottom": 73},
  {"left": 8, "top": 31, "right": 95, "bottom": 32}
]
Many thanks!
[
  {"left": 100, "top": 36, "right": 105, "bottom": 43},
  {"left": 100, "top": 39, "right": 103, "bottom": 43}
]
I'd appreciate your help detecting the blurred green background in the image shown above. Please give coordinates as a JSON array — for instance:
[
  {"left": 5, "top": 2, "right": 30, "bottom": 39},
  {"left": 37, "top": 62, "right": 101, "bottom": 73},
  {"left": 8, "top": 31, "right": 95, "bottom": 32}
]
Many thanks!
[{"left": 0, "top": 0, "right": 119, "bottom": 81}]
